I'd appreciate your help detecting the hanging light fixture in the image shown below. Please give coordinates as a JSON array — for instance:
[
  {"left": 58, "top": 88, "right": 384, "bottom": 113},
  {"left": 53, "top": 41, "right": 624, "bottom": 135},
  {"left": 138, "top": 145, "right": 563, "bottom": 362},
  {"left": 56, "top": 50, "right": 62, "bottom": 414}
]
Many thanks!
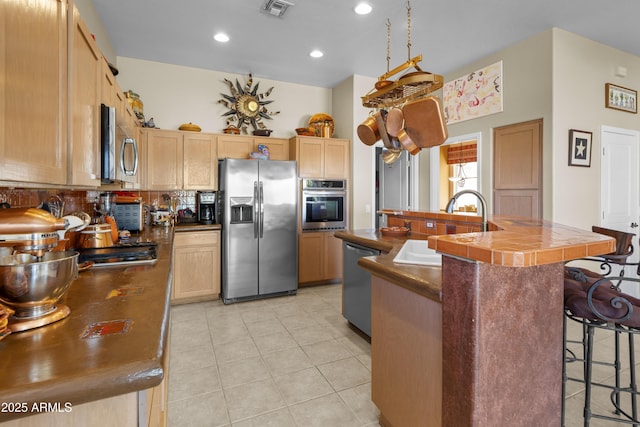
[{"left": 449, "top": 162, "right": 466, "bottom": 187}]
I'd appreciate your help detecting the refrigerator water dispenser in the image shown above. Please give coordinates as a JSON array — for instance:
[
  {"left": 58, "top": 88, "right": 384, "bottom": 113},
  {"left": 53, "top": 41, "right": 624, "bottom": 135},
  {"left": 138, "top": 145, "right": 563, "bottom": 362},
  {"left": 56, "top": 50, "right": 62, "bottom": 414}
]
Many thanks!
[{"left": 229, "top": 198, "right": 253, "bottom": 223}]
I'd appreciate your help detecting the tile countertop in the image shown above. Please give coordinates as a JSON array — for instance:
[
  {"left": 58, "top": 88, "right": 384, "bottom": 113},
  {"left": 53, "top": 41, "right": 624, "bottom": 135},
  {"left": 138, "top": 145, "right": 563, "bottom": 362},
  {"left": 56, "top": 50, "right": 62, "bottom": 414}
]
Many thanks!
[
  {"left": 429, "top": 215, "right": 615, "bottom": 267},
  {"left": 0, "top": 227, "right": 174, "bottom": 422},
  {"left": 336, "top": 214, "right": 616, "bottom": 303}
]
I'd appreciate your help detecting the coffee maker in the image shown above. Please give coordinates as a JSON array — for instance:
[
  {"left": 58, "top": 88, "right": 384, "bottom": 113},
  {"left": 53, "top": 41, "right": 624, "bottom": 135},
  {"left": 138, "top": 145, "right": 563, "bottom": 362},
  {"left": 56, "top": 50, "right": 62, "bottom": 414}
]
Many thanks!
[{"left": 196, "top": 191, "right": 216, "bottom": 224}]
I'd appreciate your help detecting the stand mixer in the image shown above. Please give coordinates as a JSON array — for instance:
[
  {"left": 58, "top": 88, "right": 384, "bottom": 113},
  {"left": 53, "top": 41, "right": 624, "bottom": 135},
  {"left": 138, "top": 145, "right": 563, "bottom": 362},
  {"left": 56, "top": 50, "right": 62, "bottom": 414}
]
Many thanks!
[{"left": 0, "top": 208, "right": 79, "bottom": 332}]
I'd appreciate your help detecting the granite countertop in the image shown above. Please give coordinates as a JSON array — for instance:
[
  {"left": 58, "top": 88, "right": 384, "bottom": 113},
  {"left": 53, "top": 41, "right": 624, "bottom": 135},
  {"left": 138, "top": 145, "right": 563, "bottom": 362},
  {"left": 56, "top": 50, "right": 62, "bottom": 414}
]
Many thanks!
[
  {"left": 336, "top": 215, "right": 616, "bottom": 303},
  {"left": 0, "top": 227, "right": 174, "bottom": 422}
]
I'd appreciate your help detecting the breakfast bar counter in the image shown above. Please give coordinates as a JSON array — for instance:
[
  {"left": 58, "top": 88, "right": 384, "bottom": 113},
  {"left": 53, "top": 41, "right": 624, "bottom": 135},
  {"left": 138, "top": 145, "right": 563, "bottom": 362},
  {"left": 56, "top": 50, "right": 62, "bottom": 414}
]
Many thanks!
[
  {"left": 336, "top": 214, "right": 616, "bottom": 426},
  {"left": 0, "top": 227, "right": 174, "bottom": 425}
]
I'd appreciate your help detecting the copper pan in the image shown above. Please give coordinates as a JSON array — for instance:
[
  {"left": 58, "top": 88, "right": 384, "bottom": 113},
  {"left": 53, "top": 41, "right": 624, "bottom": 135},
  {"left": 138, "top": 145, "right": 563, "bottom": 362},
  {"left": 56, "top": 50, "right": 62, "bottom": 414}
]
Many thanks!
[
  {"left": 402, "top": 96, "right": 448, "bottom": 148},
  {"left": 396, "top": 129, "right": 421, "bottom": 155},
  {"left": 385, "top": 108, "right": 404, "bottom": 138}
]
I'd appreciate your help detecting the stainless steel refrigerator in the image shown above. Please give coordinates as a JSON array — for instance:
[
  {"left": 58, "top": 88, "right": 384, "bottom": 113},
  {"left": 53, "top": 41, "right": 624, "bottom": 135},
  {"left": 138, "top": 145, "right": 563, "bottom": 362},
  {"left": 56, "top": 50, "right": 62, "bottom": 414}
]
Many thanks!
[{"left": 219, "top": 158, "right": 298, "bottom": 304}]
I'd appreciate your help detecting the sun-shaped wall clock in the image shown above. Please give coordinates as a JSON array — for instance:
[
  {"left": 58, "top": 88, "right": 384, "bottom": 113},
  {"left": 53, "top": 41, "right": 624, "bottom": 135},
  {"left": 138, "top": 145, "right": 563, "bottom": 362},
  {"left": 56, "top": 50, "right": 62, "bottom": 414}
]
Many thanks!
[{"left": 218, "top": 73, "right": 280, "bottom": 134}]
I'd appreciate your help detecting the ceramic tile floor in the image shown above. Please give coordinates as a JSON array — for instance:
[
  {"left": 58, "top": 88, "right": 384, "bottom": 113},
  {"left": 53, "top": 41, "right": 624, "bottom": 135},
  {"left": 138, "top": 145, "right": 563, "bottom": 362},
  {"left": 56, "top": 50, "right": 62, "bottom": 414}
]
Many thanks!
[
  {"left": 168, "top": 283, "right": 640, "bottom": 426},
  {"left": 167, "top": 284, "right": 379, "bottom": 427}
]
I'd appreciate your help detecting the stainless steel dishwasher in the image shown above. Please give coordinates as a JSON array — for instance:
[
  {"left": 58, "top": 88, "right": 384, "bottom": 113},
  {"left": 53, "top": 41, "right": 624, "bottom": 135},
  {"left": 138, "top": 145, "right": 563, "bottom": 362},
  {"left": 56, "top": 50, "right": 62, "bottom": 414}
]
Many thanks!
[{"left": 343, "top": 241, "right": 380, "bottom": 337}]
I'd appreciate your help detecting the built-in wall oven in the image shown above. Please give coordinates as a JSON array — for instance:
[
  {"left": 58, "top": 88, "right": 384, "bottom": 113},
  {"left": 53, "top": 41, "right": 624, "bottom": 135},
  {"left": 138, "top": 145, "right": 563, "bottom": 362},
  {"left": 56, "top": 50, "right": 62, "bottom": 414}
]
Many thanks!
[{"left": 301, "top": 179, "right": 347, "bottom": 231}]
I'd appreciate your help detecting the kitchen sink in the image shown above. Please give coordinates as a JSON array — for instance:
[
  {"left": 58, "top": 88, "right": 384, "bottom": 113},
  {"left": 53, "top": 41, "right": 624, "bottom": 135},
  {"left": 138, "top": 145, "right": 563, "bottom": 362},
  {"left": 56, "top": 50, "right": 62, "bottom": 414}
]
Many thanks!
[{"left": 393, "top": 240, "right": 442, "bottom": 266}]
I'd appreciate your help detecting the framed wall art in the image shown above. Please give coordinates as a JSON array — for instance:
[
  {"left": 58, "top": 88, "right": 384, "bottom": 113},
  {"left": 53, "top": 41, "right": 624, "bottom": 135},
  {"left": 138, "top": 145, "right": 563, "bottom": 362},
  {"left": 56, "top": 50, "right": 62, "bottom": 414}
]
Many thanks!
[
  {"left": 442, "top": 61, "right": 503, "bottom": 124},
  {"left": 568, "top": 129, "right": 592, "bottom": 167},
  {"left": 605, "top": 83, "right": 637, "bottom": 113}
]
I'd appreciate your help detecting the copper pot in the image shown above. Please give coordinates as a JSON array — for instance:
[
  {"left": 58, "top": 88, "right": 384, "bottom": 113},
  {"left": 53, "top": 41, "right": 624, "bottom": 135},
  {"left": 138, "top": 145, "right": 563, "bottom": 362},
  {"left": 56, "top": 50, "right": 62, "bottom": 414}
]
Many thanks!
[
  {"left": 78, "top": 224, "right": 114, "bottom": 249},
  {"left": 357, "top": 113, "right": 381, "bottom": 146}
]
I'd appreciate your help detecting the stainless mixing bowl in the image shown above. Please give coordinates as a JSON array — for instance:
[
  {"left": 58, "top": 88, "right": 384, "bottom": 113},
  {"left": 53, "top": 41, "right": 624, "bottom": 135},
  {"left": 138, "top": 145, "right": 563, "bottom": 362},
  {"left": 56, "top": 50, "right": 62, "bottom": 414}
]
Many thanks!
[{"left": 0, "top": 251, "right": 79, "bottom": 319}]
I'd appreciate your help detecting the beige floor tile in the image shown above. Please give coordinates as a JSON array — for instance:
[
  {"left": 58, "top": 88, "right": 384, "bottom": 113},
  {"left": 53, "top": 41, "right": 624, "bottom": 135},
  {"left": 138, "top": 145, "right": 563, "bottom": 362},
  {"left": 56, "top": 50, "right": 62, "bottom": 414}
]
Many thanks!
[
  {"left": 289, "top": 393, "right": 361, "bottom": 427},
  {"left": 168, "top": 390, "right": 229, "bottom": 427},
  {"left": 253, "top": 331, "right": 299, "bottom": 355},
  {"left": 279, "top": 312, "right": 321, "bottom": 331},
  {"left": 169, "top": 365, "right": 222, "bottom": 402},
  {"left": 223, "top": 378, "right": 286, "bottom": 423},
  {"left": 239, "top": 306, "right": 278, "bottom": 324},
  {"left": 302, "top": 338, "right": 353, "bottom": 365},
  {"left": 170, "top": 321, "right": 212, "bottom": 349},
  {"left": 336, "top": 332, "right": 371, "bottom": 356},
  {"left": 213, "top": 337, "right": 260, "bottom": 364},
  {"left": 210, "top": 321, "right": 251, "bottom": 345},
  {"left": 339, "top": 382, "right": 380, "bottom": 425},
  {"left": 288, "top": 324, "right": 334, "bottom": 346},
  {"left": 231, "top": 407, "right": 297, "bottom": 427},
  {"left": 272, "top": 302, "right": 308, "bottom": 319},
  {"left": 245, "top": 318, "right": 288, "bottom": 338},
  {"left": 170, "top": 302, "right": 206, "bottom": 324},
  {"left": 274, "top": 367, "right": 334, "bottom": 405},
  {"left": 170, "top": 343, "right": 216, "bottom": 373},
  {"left": 218, "top": 355, "right": 270, "bottom": 388},
  {"left": 168, "top": 285, "right": 380, "bottom": 427},
  {"left": 317, "top": 357, "right": 371, "bottom": 391},
  {"left": 356, "top": 353, "right": 372, "bottom": 371},
  {"left": 262, "top": 347, "right": 314, "bottom": 376}
]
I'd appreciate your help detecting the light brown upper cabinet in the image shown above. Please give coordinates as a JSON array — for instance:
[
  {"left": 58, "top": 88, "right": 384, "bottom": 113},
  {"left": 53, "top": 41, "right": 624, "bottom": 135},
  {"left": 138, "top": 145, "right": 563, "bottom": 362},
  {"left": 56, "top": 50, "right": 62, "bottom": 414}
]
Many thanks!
[
  {"left": 289, "top": 137, "right": 350, "bottom": 179},
  {"left": 183, "top": 132, "right": 218, "bottom": 190},
  {"left": 217, "top": 135, "right": 290, "bottom": 160},
  {"left": 145, "top": 129, "right": 217, "bottom": 190},
  {"left": 68, "top": 5, "right": 101, "bottom": 186},
  {"left": 0, "top": 0, "right": 68, "bottom": 185}
]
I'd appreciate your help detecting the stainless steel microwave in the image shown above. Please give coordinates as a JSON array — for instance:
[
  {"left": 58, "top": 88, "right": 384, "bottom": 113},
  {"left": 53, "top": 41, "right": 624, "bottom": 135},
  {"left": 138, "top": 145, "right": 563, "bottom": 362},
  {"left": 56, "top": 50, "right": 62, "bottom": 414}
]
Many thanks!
[
  {"left": 301, "top": 179, "right": 347, "bottom": 231},
  {"left": 100, "top": 104, "right": 116, "bottom": 183},
  {"left": 101, "top": 103, "right": 139, "bottom": 183}
]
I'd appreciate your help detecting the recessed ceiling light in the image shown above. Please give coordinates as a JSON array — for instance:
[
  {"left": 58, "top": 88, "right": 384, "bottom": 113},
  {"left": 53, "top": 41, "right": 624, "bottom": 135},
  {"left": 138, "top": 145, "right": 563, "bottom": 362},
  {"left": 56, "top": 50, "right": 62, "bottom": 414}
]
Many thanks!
[
  {"left": 213, "top": 33, "right": 230, "bottom": 42},
  {"left": 354, "top": 2, "right": 372, "bottom": 15},
  {"left": 309, "top": 50, "right": 324, "bottom": 58}
]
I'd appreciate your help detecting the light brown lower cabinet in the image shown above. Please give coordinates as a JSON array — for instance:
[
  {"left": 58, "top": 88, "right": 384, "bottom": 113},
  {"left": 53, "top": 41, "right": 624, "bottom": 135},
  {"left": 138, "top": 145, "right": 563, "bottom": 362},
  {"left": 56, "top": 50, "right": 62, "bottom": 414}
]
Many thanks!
[
  {"left": 172, "top": 230, "right": 221, "bottom": 303},
  {"left": 298, "top": 231, "right": 343, "bottom": 285},
  {"left": 371, "top": 276, "right": 442, "bottom": 426}
]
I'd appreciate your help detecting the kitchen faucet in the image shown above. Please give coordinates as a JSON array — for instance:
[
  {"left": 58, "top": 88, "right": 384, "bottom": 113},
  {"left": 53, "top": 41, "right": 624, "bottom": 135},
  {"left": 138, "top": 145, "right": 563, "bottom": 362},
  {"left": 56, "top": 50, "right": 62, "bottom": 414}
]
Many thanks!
[{"left": 445, "top": 190, "right": 488, "bottom": 232}]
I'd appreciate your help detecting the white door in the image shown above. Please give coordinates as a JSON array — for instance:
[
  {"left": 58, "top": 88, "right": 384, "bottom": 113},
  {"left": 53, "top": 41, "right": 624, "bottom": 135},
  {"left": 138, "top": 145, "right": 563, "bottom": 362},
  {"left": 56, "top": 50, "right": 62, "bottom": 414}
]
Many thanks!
[{"left": 600, "top": 125, "right": 639, "bottom": 293}]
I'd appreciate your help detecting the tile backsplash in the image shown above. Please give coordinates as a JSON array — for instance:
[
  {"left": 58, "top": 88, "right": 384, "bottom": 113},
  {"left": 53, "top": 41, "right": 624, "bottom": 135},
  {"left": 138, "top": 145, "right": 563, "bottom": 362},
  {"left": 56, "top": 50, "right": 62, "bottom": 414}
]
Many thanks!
[{"left": 0, "top": 188, "right": 198, "bottom": 216}]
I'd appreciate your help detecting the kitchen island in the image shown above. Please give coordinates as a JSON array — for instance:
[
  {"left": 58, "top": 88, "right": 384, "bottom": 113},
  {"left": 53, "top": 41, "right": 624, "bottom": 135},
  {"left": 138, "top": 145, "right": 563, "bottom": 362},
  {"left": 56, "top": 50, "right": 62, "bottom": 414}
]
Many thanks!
[
  {"left": 0, "top": 227, "right": 175, "bottom": 425},
  {"left": 336, "top": 214, "right": 616, "bottom": 426}
]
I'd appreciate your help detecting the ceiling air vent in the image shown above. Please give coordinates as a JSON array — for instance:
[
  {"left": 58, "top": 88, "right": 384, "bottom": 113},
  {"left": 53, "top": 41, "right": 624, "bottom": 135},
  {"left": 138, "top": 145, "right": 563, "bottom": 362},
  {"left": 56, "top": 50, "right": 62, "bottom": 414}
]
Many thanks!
[{"left": 262, "top": 0, "right": 294, "bottom": 18}]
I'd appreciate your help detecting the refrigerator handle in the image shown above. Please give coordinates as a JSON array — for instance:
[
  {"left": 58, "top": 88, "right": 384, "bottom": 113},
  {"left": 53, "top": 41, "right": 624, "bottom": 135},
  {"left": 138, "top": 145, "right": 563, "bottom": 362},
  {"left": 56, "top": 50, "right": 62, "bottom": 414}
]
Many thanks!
[
  {"left": 253, "top": 181, "right": 259, "bottom": 238},
  {"left": 259, "top": 181, "right": 264, "bottom": 238}
]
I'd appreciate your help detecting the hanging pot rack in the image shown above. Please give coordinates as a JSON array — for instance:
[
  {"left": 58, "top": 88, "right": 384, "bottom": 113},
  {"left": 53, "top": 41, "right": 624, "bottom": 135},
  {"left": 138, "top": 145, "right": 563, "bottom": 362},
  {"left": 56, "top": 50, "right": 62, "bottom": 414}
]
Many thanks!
[{"left": 361, "top": 2, "right": 443, "bottom": 109}]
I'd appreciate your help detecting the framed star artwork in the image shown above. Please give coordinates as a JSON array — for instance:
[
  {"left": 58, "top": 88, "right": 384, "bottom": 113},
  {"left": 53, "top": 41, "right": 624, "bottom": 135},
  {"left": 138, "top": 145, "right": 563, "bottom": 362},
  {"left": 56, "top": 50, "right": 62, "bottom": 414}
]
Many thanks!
[{"left": 568, "top": 129, "right": 592, "bottom": 167}]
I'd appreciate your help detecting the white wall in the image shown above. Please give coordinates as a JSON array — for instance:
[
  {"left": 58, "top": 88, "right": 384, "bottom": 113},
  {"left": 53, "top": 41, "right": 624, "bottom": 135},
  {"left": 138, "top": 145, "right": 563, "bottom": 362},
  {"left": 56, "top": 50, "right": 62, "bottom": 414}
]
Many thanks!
[
  {"left": 552, "top": 29, "right": 640, "bottom": 229},
  {"left": 114, "top": 57, "right": 332, "bottom": 138},
  {"left": 333, "top": 75, "right": 377, "bottom": 229}
]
